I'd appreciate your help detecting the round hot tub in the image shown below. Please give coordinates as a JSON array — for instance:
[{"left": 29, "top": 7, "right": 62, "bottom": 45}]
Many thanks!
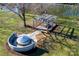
[{"left": 7, "top": 33, "right": 36, "bottom": 52}]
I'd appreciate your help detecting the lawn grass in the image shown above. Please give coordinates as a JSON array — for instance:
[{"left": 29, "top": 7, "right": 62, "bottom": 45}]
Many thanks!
[
  {"left": 0, "top": 11, "right": 34, "bottom": 56},
  {"left": 0, "top": 10, "right": 79, "bottom": 56}
]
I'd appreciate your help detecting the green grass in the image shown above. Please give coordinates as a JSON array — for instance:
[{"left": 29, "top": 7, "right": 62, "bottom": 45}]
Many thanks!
[
  {"left": 0, "top": 11, "right": 34, "bottom": 56},
  {"left": 57, "top": 16, "right": 79, "bottom": 35},
  {"left": 0, "top": 10, "right": 79, "bottom": 56}
]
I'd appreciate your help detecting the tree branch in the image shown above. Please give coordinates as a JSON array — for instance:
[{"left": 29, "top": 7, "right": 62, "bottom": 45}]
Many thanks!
[{"left": 1, "top": 4, "right": 23, "bottom": 19}]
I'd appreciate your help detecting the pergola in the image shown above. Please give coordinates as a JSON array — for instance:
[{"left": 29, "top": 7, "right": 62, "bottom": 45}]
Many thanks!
[{"left": 33, "top": 14, "right": 57, "bottom": 28}]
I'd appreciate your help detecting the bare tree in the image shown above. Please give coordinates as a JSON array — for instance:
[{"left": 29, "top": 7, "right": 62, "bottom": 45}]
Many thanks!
[
  {"left": 29, "top": 3, "right": 48, "bottom": 15},
  {"left": 0, "top": 3, "right": 29, "bottom": 27}
]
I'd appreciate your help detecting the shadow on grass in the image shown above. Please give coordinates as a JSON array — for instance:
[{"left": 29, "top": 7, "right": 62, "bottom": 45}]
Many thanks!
[
  {"left": 17, "top": 47, "right": 48, "bottom": 56},
  {"left": 49, "top": 31, "right": 79, "bottom": 56},
  {"left": 52, "top": 26, "right": 79, "bottom": 41}
]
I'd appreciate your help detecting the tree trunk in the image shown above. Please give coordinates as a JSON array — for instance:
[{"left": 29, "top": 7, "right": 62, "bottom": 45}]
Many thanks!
[
  {"left": 22, "top": 4, "right": 27, "bottom": 28},
  {"left": 23, "top": 19, "right": 27, "bottom": 27}
]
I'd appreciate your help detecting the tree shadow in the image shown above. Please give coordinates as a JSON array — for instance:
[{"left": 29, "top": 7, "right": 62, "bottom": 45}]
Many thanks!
[{"left": 37, "top": 26, "right": 79, "bottom": 55}]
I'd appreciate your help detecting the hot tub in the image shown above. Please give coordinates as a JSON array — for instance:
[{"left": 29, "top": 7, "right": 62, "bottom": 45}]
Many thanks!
[{"left": 7, "top": 32, "right": 36, "bottom": 52}]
